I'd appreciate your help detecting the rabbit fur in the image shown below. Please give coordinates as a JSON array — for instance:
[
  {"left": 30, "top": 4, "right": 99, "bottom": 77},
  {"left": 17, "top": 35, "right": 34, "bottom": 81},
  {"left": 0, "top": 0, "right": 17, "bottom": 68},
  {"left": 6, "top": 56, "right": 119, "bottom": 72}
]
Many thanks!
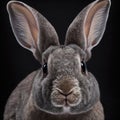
[{"left": 4, "top": 0, "right": 111, "bottom": 120}]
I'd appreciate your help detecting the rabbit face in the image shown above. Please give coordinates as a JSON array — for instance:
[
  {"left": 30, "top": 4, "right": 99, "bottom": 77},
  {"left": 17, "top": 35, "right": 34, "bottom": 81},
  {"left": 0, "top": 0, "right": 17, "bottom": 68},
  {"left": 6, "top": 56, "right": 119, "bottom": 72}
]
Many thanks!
[
  {"left": 49, "top": 46, "right": 82, "bottom": 108},
  {"left": 32, "top": 45, "right": 100, "bottom": 114}
]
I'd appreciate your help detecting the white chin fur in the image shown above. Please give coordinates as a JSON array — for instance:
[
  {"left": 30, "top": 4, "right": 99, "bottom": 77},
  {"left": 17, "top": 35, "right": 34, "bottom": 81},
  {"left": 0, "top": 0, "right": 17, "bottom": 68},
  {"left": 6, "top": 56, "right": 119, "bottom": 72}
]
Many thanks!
[{"left": 63, "top": 107, "right": 70, "bottom": 113}]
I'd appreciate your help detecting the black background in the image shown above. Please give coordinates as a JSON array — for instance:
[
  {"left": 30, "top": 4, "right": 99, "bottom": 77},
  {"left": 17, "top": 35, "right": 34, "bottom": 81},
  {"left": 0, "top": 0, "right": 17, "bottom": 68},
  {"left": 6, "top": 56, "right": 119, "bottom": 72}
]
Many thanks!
[{"left": 0, "top": 0, "right": 119, "bottom": 120}]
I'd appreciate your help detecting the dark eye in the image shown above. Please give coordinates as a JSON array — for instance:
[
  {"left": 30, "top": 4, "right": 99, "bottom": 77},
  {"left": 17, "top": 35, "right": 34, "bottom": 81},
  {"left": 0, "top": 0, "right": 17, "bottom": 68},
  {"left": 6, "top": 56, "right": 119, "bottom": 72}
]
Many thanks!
[
  {"left": 42, "top": 63, "right": 48, "bottom": 74},
  {"left": 81, "top": 61, "right": 87, "bottom": 73}
]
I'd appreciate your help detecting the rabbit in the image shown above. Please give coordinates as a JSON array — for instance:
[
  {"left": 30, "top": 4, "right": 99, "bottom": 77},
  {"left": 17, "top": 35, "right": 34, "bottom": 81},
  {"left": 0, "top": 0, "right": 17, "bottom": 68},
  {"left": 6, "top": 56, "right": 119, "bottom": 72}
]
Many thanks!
[{"left": 4, "top": 0, "right": 111, "bottom": 120}]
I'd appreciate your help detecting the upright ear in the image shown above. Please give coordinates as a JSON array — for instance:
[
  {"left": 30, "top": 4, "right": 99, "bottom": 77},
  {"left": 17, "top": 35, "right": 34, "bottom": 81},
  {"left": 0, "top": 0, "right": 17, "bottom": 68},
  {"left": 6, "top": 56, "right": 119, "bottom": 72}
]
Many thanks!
[
  {"left": 65, "top": 0, "right": 111, "bottom": 60},
  {"left": 7, "top": 1, "right": 59, "bottom": 62}
]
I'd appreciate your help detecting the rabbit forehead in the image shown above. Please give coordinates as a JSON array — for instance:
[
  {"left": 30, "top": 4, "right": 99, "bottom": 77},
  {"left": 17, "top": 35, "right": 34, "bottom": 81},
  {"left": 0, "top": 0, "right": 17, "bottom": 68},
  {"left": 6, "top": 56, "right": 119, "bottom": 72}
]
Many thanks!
[
  {"left": 46, "top": 46, "right": 82, "bottom": 77},
  {"left": 48, "top": 46, "right": 81, "bottom": 66},
  {"left": 52, "top": 46, "right": 77, "bottom": 57},
  {"left": 43, "top": 45, "right": 86, "bottom": 62}
]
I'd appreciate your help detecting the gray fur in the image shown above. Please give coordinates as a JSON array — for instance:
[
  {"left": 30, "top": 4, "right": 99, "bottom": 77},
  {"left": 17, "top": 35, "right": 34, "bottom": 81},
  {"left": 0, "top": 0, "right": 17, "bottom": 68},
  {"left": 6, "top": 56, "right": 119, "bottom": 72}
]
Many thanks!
[{"left": 4, "top": 0, "right": 110, "bottom": 120}]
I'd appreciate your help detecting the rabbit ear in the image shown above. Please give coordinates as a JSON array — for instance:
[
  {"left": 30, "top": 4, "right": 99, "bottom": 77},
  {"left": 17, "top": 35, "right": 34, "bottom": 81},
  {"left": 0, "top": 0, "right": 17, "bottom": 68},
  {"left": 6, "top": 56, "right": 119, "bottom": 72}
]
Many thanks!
[
  {"left": 65, "top": 0, "right": 111, "bottom": 59},
  {"left": 7, "top": 1, "right": 59, "bottom": 61}
]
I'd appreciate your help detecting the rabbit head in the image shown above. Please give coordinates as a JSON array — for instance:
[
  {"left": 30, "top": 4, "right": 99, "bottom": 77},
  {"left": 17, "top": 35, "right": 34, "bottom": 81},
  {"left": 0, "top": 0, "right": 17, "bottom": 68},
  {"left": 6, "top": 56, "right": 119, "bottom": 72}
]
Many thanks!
[{"left": 7, "top": 0, "right": 111, "bottom": 115}]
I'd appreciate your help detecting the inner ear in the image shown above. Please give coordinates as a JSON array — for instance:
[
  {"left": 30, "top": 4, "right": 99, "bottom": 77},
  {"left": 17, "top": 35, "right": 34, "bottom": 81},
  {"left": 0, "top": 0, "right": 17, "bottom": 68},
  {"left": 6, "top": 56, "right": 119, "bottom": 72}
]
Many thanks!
[
  {"left": 85, "top": 0, "right": 108, "bottom": 38},
  {"left": 11, "top": 3, "right": 39, "bottom": 46}
]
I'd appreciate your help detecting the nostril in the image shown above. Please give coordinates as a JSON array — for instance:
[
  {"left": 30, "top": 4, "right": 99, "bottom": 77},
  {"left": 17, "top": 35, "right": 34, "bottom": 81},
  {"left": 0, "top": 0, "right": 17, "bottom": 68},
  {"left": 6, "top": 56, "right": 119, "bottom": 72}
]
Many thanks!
[
  {"left": 56, "top": 88, "right": 73, "bottom": 97},
  {"left": 60, "top": 91, "right": 73, "bottom": 97}
]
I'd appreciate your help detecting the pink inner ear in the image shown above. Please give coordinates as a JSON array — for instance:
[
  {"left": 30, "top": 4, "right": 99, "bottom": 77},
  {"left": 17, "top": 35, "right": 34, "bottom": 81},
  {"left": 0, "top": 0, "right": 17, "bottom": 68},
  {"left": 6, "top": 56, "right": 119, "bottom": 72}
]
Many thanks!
[
  {"left": 85, "top": 1, "right": 108, "bottom": 39},
  {"left": 11, "top": 3, "right": 39, "bottom": 47}
]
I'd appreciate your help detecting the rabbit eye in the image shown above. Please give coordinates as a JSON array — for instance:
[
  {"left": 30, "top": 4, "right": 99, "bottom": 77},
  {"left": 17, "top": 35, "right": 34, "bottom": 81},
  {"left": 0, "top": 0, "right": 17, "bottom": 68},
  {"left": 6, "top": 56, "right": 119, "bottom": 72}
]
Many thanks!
[
  {"left": 81, "top": 61, "right": 87, "bottom": 74},
  {"left": 43, "top": 63, "right": 48, "bottom": 74}
]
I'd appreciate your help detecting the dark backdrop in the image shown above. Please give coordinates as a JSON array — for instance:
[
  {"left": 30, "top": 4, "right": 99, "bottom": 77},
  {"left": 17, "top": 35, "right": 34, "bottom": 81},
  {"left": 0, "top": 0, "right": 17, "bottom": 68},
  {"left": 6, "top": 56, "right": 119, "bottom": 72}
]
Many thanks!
[{"left": 0, "top": 0, "right": 119, "bottom": 120}]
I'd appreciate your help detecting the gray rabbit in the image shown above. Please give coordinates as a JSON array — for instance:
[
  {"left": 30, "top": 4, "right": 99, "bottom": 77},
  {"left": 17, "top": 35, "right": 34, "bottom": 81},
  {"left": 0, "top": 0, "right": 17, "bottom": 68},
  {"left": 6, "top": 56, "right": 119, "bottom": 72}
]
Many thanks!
[{"left": 4, "top": 0, "right": 111, "bottom": 120}]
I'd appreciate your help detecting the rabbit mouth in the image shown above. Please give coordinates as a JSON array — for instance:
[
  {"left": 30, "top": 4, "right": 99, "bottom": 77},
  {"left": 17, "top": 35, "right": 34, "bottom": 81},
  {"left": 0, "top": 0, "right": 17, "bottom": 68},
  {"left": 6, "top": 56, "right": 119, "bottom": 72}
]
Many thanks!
[
  {"left": 51, "top": 87, "right": 82, "bottom": 108},
  {"left": 51, "top": 76, "right": 82, "bottom": 109}
]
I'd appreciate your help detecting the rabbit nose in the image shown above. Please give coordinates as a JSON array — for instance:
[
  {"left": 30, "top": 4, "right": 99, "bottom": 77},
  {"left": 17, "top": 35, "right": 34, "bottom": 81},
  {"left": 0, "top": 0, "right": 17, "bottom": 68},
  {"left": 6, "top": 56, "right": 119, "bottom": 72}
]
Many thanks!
[
  {"left": 56, "top": 88, "right": 74, "bottom": 106},
  {"left": 51, "top": 76, "right": 81, "bottom": 107},
  {"left": 52, "top": 87, "right": 82, "bottom": 107},
  {"left": 57, "top": 78, "right": 77, "bottom": 95},
  {"left": 56, "top": 88, "right": 73, "bottom": 97}
]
